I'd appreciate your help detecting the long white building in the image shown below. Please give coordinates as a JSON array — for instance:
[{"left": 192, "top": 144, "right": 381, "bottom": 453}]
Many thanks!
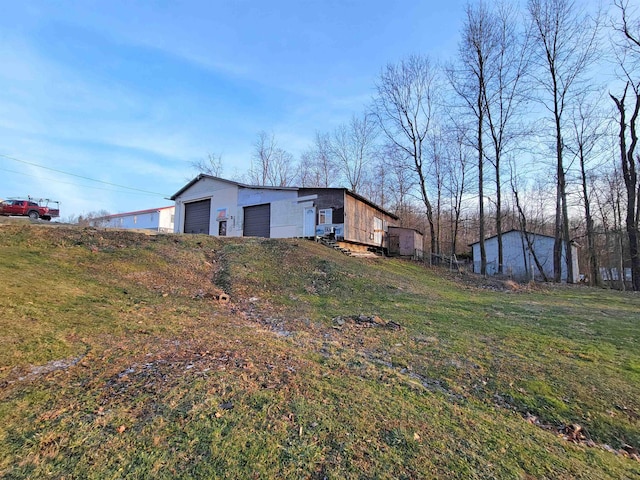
[{"left": 91, "top": 206, "right": 175, "bottom": 233}]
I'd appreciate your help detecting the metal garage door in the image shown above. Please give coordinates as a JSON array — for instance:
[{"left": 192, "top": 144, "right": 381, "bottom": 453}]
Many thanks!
[
  {"left": 184, "top": 199, "right": 211, "bottom": 234},
  {"left": 243, "top": 204, "right": 270, "bottom": 238}
]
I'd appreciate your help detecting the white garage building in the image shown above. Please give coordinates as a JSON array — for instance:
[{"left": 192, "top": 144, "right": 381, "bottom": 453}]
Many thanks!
[
  {"left": 170, "top": 175, "right": 399, "bottom": 249},
  {"left": 470, "top": 229, "right": 579, "bottom": 282},
  {"left": 171, "top": 175, "right": 311, "bottom": 238}
]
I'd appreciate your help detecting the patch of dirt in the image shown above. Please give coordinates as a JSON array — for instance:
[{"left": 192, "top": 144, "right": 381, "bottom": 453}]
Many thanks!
[
  {"left": 2, "top": 354, "right": 88, "bottom": 386},
  {"left": 331, "top": 315, "right": 402, "bottom": 330},
  {"left": 436, "top": 267, "right": 545, "bottom": 293},
  {"left": 90, "top": 336, "right": 304, "bottom": 424},
  {"left": 523, "top": 413, "right": 640, "bottom": 462}
]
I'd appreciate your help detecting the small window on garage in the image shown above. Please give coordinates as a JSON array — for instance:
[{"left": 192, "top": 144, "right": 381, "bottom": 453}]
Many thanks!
[{"left": 319, "top": 209, "right": 333, "bottom": 225}]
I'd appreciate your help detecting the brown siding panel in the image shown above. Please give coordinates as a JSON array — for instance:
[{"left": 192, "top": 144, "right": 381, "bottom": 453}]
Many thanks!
[
  {"left": 299, "top": 189, "right": 345, "bottom": 223},
  {"left": 298, "top": 188, "right": 397, "bottom": 247},
  {"left": 344, "top": 194, "right": 396, "bottom": 247}
]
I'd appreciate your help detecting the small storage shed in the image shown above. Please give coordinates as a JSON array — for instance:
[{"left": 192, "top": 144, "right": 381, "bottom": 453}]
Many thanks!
[
  {"left": 388, "top": 226, "right": 424, "bottom": 259},
  {"left": 470, "top": 229, "right": 579, "bottom": 282}
]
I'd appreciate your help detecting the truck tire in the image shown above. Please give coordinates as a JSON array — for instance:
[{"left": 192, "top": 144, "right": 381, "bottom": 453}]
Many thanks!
[
  {"left": 42, "top": 216, "right": 51, "bottom": 221},
  {"left": 28, "top": 210, "right": 39, "bottom": 220}
]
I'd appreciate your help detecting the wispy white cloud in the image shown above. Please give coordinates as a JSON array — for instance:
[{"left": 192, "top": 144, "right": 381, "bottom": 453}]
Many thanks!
[{"left": 0, "top": 0, "right": 479, "bottom": 218}]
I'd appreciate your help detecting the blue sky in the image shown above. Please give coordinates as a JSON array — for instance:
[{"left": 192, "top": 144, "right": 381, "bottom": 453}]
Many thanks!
[{"left": 0, "top": 0, "right": 468, "bottom": 218}]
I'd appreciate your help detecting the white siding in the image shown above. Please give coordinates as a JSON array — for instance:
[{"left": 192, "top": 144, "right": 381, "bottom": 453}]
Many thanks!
[
  {"left": 173, "top": 178, "right": 303, "bottom": 238},
  {"left": 158, "top": 208, "right": 175, "bottom": 232},
  {"left": 270, "top": 198, "right": 313, "bottom": 238},
  {"left": 472, "top": 231, "right": 578, "bottom": 282},
  {"left": 101, "top": 207, "right": 174, "bottom": 232},
  {"left": 237, "top": 188, "right": 299, "bottom": 238},
  {"left": 173, "top": 178, "right": 239, "bottom": 235}
]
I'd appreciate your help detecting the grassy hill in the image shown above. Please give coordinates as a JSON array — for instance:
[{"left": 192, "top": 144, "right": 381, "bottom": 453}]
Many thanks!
[{"left": 0, "top": 223, "right": 639, "bottom": 479}]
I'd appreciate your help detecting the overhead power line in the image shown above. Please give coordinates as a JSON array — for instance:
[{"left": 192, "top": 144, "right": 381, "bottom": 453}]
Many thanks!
[
  {"left": 0, "top": 167, "right": 165, "bottom": 197},
  {"left": 0, "top": 153, "right": 171, "bottom": 197}
]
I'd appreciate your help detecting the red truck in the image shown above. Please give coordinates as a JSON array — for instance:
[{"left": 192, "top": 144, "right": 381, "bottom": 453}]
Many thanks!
[{"left": 0, "top": 198, "right": 60, "bottom": 221}]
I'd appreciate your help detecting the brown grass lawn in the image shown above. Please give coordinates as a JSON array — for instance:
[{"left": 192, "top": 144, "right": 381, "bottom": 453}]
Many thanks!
[{"left": 0, "top": 223, "right": 639, "bottom": 479}]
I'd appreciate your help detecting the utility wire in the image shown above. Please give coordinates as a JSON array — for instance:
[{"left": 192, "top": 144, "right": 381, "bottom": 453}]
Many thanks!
[
  {"left": 0, "top": 167, "right": 165, "bottom": 197},
  {"left": 0, "top": 153, "right": 171, "bottom": 197}
]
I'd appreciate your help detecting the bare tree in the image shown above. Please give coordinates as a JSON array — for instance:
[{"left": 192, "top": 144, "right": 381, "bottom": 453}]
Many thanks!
[
  {"left": 429, "top": 128, "right": 449, "bottom": 254},
  {"left": 567, "top": 96, "right": 605, "bottom": 286},
  {"left": 527, "top": 0, "right": 600, "bottom": 283},
  {"left": 483, "top": 1, "right": 532, "bottom": 274},
  {"left": 508, "top": 159, "right": 550, "bottom": 281},
  {"left": 270, "top": 149, "right": 296, "bottom": 187},
  {"left": 448, "top": 1, "right": 497, "bottom": 274},
  {"left": 610, "top": 83, "right": 640, "bottom": 290},
  {"left": 78, "top": 210, "right": 112, "bottom": 227},
  {"left": 249, "top": 131, "right": 296, "bottom": 187},
  {"left": 384, "top": 143, "right": 417, "bottom": 224},
  {"left": 592, "top": 160, "right": 627, "bottom": 289},
  {"left": 297, "top": 150, "right": 316, "bottom": 188},
  {"left": 442, "top": 124, "right": 473, "bottom": 257},
  {"left": 298, "top": 132, "right": 339, "bottom": 187},
  {"left": 359, "top": 157, "right": 390, "bottom": 209},
  {"left": 329, "top": 113, "right": 378, "bottom": 193},
  {"left": 249, "top": 131, "right": 275, "bottom": 186},
  {"left": 610, "top": 0, "right": 640, "bottom": 290},
  {"left": 374, "top": 54, "right": 439, "bottom": 255},
  {"left": 191, "top": 153, "right": 223, "bottom": 177}
]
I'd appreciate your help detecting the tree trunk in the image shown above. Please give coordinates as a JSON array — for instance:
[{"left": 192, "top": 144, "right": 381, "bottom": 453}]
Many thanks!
[
  {"left": 561, "top": 169, "right": 574, "bottom": 283},
  {"left": 496, "top": 159, "right": 503, "bottom": 275},
  {"left": 513, "top": 187, "right": 549, "bottom": 282},
  {"left": 478, "top": 90, "right": 487, "bottom": 275},
  {"left": 611, "top": 88, "right": 640, "bottom": 291},
  {"left": 553, "top": 111, "right": 564, "bottom": 283},
  {"left": 579, "top": 149, "right": 599, "bottom": 286}
]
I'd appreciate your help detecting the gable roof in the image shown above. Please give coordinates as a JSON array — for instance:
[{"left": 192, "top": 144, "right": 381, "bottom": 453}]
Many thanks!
[
  {"left": 345, "top": 189, "right": 399, "bottom": 220},
  {"left": 469, "top": 229, "right": 577, "bottom": 246},
  {"left": 171, "top": 175, "right": 399, "bottom": 219},
  {"left": 93, "top": 206, "right": 174, "bottom": 221},
  {"left": 389, "top": 225, "right": 424, "bottom": 235},
  {"left": 170, "top": 174, "right": 297, "bottom": 200}
]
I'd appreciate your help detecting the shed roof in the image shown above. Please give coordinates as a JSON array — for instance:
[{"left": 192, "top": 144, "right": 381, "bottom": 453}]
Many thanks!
[
  {"left": 388, "top": 225, "right": 424, "bottom": 235},
  {"left": 344, "top": 190, "right": 399, "bottom": 220},
  {"left": 170, "top": 174, "right": 298, "bottom": 200},
  {"left": 171, "top": 175, "right": 399, "bottom": 220},
  {"left": 469, "top": 229, "right": 577, "bottom": 246}
]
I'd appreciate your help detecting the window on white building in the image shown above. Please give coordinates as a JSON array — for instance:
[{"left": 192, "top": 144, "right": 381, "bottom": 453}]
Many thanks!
[{"left": 318, "top": 209, "right": 333, "bottom": 225}]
